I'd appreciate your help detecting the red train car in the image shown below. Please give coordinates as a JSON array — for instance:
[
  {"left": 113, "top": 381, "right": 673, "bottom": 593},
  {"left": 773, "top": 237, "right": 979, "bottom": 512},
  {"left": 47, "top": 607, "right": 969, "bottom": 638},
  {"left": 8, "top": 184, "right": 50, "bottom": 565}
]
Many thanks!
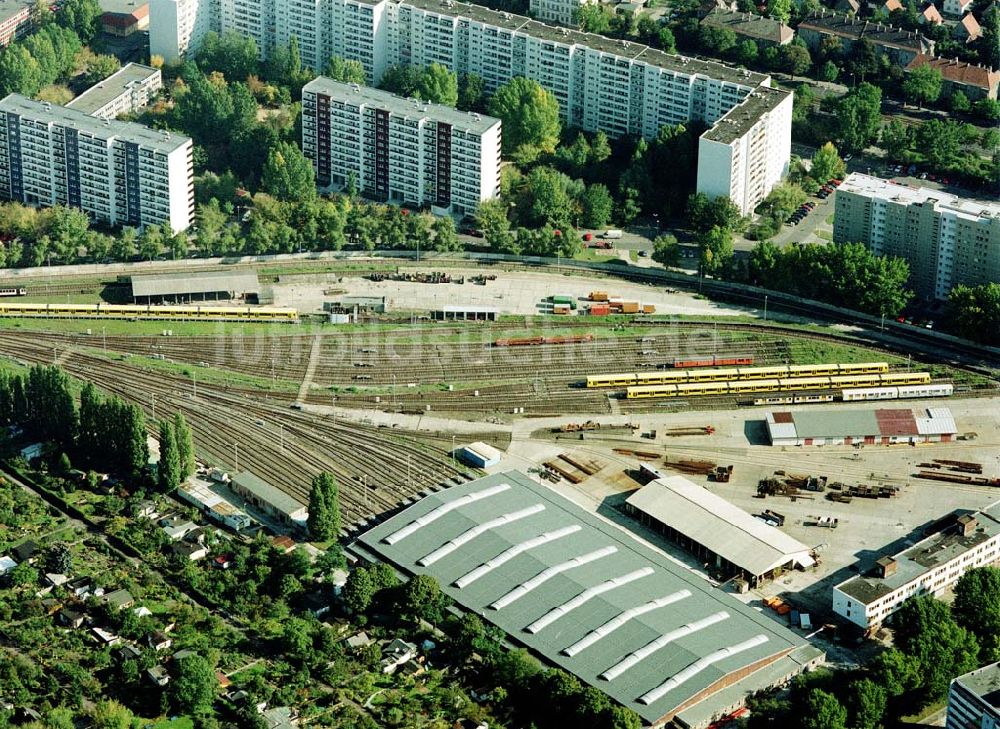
[
  {"left": 674, "top": 355, "right": 754, "bottom": 368},
  {"left": 494, "top": 334, "right": 594, "bottom": 347}
]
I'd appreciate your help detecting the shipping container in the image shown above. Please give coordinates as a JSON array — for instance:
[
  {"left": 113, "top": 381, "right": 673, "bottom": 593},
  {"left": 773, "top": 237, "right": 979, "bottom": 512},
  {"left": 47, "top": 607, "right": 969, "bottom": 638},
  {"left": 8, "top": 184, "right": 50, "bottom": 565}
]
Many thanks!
[
  {"left": 642, "top": 304, "right": 656, "bottom": 314},
  {"left": 589, "top": 291, "right": 609, "bottom": 302},
  {"left": 553, "top": 304, "right": 572, "bottom": 315},
  {"left": 588, "top": 304, "right": 610, "bottom": 316},
  {"left": 621, "top": 301, "right": 640, "bottom": 314}
]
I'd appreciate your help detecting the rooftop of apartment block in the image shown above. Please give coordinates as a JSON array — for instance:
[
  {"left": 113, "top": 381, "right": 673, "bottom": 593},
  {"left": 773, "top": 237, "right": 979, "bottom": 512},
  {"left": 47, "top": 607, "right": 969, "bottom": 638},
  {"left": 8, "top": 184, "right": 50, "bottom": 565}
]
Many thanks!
[
  {"left": 839, "top": 173, "right": 1000, "bottom": 220},
  {"left": 66, "top": 63, "right": 161, "bottom": 116},
  {"left": 304, "top": 77, "right": 501, "bottom": 134},
  {"left": 0, "top": 94, "right": 190, "bottom": 153},
  {"left": 700, "top": 85, "right": 790, "bottom": 143},
  {"left": 0, "top": 0, "right": 32, "bottom": 25}
]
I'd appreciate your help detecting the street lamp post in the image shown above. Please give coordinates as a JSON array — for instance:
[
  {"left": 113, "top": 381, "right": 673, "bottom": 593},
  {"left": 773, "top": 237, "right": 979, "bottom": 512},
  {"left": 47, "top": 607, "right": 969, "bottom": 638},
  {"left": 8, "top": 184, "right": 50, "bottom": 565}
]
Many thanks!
[{"left": 764, "top": 295, "right": 768, "bottom": 322}]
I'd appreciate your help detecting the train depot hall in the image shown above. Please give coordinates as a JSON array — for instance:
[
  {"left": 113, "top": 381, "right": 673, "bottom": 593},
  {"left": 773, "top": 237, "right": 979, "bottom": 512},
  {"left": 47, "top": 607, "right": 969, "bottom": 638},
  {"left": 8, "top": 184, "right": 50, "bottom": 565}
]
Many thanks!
[
  {"left": 765, "top": 407, "right": 957, "bottom": 446},
  {"left": 130, "top": 270, "right": 261, "bottom": 304}
]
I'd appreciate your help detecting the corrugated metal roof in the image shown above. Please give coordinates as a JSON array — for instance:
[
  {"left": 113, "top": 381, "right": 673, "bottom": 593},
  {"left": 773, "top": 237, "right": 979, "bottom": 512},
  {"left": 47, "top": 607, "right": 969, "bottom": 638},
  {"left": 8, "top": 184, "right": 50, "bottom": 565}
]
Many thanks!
[
  {"left": 790, "top": 410, "right": 881, "bottom": 438},
  {"left": 354, "top": 471, "right": 806, "bottom": 725},
  {"left": 131, "top": 271, "right": 260, "bottom": 298},
  {"left": 231, "top": 471, "right": 306, "bottom": 518},
  {"left": 765, "top": 412, "right": 797, "bottom": 442},
  {"left": 917, "top": 407, "right": 956, "bottom": 435},
  {"left": 875, "top": 409, "right": 918, "bottom": 436},
  {"left": 626, "top": 477, "right": 813, "bottom": 577}
]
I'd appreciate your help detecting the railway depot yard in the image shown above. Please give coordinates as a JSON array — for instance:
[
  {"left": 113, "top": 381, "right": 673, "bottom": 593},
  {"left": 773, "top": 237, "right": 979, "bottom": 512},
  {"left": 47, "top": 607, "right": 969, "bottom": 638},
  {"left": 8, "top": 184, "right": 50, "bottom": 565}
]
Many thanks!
[{"left": 2, "top": 259, "right": 1000, "bottom": 682}]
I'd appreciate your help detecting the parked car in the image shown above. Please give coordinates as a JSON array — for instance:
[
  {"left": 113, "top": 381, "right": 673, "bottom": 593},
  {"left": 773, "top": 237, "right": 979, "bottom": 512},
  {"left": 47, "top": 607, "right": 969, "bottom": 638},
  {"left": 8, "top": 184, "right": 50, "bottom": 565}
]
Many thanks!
[
  {"left": 919, "top": 172, "right": 928, "bottom": 180},
  {"left": 582, "top": 232, "right": 593, "bottom": 241}
]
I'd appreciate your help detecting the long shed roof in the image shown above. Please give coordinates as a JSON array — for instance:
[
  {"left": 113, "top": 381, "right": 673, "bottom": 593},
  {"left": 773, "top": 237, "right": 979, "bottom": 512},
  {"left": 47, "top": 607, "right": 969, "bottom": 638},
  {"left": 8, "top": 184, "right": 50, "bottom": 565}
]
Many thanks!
[
  {"left": 353, "top": 471, "right": 806, "bottom": 725},
  {"left": 232, "top": 471, "right": 306, "bottom": 518},
  {"left": 626, "top": 476, "right": 813, "bottom": 577},
  {"left": 130, "top": 270, "right": 260, "bottom": 298}
]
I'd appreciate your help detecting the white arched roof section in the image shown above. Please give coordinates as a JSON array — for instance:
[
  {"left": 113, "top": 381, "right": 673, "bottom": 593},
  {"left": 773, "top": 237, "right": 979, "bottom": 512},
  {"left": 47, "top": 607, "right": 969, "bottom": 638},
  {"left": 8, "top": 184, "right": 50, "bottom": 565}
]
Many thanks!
[
  {"left": 489, "top": 546, "right": 618, "bottom": 610},
  {"left": 454, "top": 525, "right": 582, "bottom": 589},
  {"left": 417, "top": 503, "right": 545, "bottom": 567},
  {"left": 561, "top": 589, "right": 693, "bottom": 658},
  {"left": 525, "top": 567, "right": 654, "bottom": 634},
  {"left": 383, "top": 482, "right": 510, "bottom": 545}
]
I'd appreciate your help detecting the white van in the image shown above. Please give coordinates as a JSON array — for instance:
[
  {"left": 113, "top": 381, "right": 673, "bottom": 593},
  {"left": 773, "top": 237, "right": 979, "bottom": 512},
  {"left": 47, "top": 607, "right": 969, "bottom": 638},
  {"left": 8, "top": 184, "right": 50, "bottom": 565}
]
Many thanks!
[{"left": 603, "top": 229, "right": 623, "bottom": 239}]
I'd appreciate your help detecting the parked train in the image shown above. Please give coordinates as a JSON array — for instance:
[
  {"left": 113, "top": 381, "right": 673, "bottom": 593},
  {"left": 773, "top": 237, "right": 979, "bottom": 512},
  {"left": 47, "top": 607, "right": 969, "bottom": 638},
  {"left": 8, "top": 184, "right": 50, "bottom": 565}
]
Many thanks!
[
  {"left": 625, "top": 372, "right": 932, "bottom": 399},
  {"left": 0, "top": 287, "right": 26, "bottom": 297},
  {"left": 494, "top": 334, "right": 594, "bottom": 347},
  {"left": 587, "top": 362, "right": 890, "bottom": 388},
  {"left": 673, "top": 355, "right": 754, "bottom": 368},
  {"left": 0, "top": 302, "right": 299, "bottom": 322},
  {"left": 841, "top": 384, "right": 953, "bottom": 401}
]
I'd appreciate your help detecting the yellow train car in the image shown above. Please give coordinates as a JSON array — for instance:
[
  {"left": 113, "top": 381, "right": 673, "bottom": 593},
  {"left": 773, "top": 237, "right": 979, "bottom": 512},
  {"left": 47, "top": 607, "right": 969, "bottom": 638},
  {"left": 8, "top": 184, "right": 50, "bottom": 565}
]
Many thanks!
[
  {"left": 839, "top": 362, "right": 890, "bottom": 374},
  {"left": 588, "top": 373, "right": 638, "bottom": 388},
  {"left": 830, "top": 374, "right": 883, "bottom": 388},
  {"left": 675, "top": 381, "right": 730, "bottom": 397},
  {"left": 788, "top": 363, "right": 841, "bottom": 378},
  {"left": 626, "top": 384, "right": 679, "bottom": 399},
  {"left": 880, "top": 372, "right": 932, "bottom": 386},
  {"left": 685, "top": 367, "right": 740, "bottom": 382},
  {"left": 729, "top": 378, "right": 781, "bottom": 393},
  {"left": 634, "top": 371, "right": 690, "bottom": 386},
  {"left": 0, "top": 301, "right": 298, "bottom": 323},
  {"left": 736, "top": 365, "right": 789, "bottom": 380},
  {"left": 778, "top": 376, "right": 834, "bottom": 391}
]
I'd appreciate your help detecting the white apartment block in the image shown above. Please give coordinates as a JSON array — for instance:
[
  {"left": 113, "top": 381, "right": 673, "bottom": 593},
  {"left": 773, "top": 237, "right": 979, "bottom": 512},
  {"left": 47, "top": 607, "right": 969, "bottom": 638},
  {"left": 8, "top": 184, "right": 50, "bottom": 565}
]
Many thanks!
[
  {"left": 66, "top": 63, "right": 163, "bottom": 120},
  {"left": 302, "top": 77, "right": 500, "bottom": 216},
  {"left": 0, "top": 95, "right": 194, "bottom": 232},
  {"left": 946, "top": 663, "right": 1000, "bottom": 729},
  {"left": 147, "top": 0, "right": 791, "bottom": 213},
  {"left": 530, "top": 0, "right": 594, "bottom": 27},
  {"left": 834, "top": 173, "right": 1000, "bottom": 300},
  {"left": 833, "top": 505, "right": 1000, "bottom": 630},
  {"left": 150, "top": 0, "right": 218, "bottom": 62}
]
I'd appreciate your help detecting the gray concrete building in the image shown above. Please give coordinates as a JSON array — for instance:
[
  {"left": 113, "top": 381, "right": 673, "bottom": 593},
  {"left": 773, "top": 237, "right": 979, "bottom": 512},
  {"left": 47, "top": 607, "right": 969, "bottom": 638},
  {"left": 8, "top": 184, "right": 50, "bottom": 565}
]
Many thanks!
[
  {"left": 947, "top": 662, "right": 1000, "bottom": 729},
  {"left": 834, "top": 173, "right": 1000, "bottom": 300},
  {"left": 67, "top": 63, "right": 163, "bottom": 119}
]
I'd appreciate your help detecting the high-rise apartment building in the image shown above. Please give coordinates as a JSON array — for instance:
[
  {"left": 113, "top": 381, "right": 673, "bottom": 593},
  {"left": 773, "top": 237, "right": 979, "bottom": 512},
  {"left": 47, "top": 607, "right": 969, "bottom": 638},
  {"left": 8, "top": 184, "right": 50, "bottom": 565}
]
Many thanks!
[
  {"left": 834, "top": 173, "right": 1000, "bottom": 300},
  {"left": 946, "top": 662, "right": 1000, "bottom": 729},
  {"left": 150, "top": 0, "right": 792, "bottom": 214},
  {"left": 302, "top": 77, "right": 501, "bottom": 216},
  {"left": 149, "top": 0, "right": 217, "bottom": 62},
  {"left": 0, "top": 95, "right": 194, "bottom": 232}
]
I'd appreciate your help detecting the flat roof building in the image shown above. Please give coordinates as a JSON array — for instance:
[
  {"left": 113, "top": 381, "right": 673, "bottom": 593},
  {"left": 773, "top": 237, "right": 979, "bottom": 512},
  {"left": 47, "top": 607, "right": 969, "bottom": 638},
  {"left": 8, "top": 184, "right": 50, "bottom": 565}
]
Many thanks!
[
  {"left": 302, "top": 77, "right": 502, "bottom": 217},
  {"left": 0, "top": 94, "right": 194, "bottom": 232},
  {"left": 947, "top": 661, "right": 1000, "bottom": 729},
  {"left": 231, "top": 471, "right": 308, "bottom": 529},
  {"left": 765, "top": 407, "right": 957, "bottom": 446},
  {"left": 130, "top": 270, "right": 260, "bottom": 303},
  {"left": 834, "top": 173, "right": 1000, "bottom": 300},
  {"left": 351, "top": 471, "right": 822, "bottom": 728},
  {"left": 67, "top": 63, "right": 163, "bottom": 119},
  {"left": 0, "top": 0, "right": 39, "bottom": 48},
  {"left": 834, "top": 505, "right": 1000, "bottom": 629},
  {"left": 625, "top": 475, "right": 814, "bottom": 587}
]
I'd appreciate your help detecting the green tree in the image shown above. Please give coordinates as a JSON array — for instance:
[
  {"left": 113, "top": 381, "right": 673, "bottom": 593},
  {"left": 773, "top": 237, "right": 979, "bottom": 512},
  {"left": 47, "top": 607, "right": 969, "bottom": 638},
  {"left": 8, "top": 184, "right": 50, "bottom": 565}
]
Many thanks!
[
  {"left": 903, "top": 64, "right": 942, "bottom": 108},
  {"left": 378, "top": 65, "right": 421, "bottom": 97},
  {"left": 431, "top": 215, "right": 460, "bottom": 251},
  {"left": 581, "top": 183, "right": 613, "bottom": 229},
  {"left": 261, "top": 142, "right": 316, "bottom": 202},
  {"left": 169, "top": 654, "right": 217, "bottom": 715},
  {"left": 488, "top": 77, "right": 561, "bottom": 162},
  {"left": 606, "top": 705, "right": 642, "bottom": 729},
  {"left": 915, "top": 119, "right": 963, "bottom": 169},
  {"left": 342, "top": 563, "right": 399, "bottom": 614},
  {"left": 173, "top": 412, "right": 195, "bottom": 479},
  {"left": 416, "top": 63, "right": 458, "bottom": 106},
  {"left": 0, "top": 45, "right": 42, "bottom": 97},
  {"left": 24, "top": 365, "right": 76, "bottom": 448},
  {"left": 850, "top": 678, "right": 887, "bottom": 729},
  {"left": 768, "top": 0, "right": 791, "bottom": 22},
  {"left": 89, "top": 699, "right": 133, "bottom": 729},
  {"left": 457, "top": 72, "right": 484, "bottom": 111},
  {"left": 138, "top": 224, "right": 163, "bottom": 261},
  {"left": 111, "top": 226, "right": 138, "bottom": 261},
  {"left": 950, "top": 90, "right": 970, "bottom": 113},
  {"left": 196, "top": 30, "right": 259, "bottom": 80},
  {"left": 699, "top": 225, "right": 734, "bottom": 276},
  {"left": 687, "top": 193, "right": 745, "bottom": 233},
  {"left": 325, "top": 56, "right": 365, "bottom": 84},
  {"left": 802, "top": 689, "right": 847, "bottom": 729},
  {"left": 819, "top": 60, "right": 839, "bottom": 82},
  {"left": 477, "top": 198, "right": 517, "bottom": 254},
  {"left": 576, "top": 3, "right": 613, "bottom": 33},
  {"left": 780, "top": 43, "right": 812, "bottom": 75},
  {"left": 657, "top": 26, "right": 676, "bottom": 53},
  {"left": 55, "top": 0, "right": 100, "bottom": 41},
  {"left": 307, "top": 471, "right": 340, "bottom": 541},
  {"left": 401, "top": 574, "right": 445, "bottom": 623},
  {"left": 811, "top": 142, "right": 847, "bottom": 182},
  {"left": 735, "top": 39, "right": 759, "bottom": 66},
  {"left": 838, "top": 82, "right": 883, "bottom": 153},
  {"left": 699, "top": 25, "right": 737, "bottom": 54},
  {"left": 652, "top": 233, "right": 680, "bottom": 267},
  {"left": 9, "top": 561, "right": 38, "bottom": 586},
  {"left": 948, "top": 283, "right": 1000, "bottom": 345},
  {"left": 953, "top": 566, "right": 1000, "bottom": 661},
  {"left": 893, "top": 595, "right": 980, "bottom": 699},
  {"left": 84, "top": 54, "right": 120, "bottom": 85},
  {"left": 975, "top": 98, "right": 1000, "bottom": 122},
  {"left": 880, "top": 119, "right": 913, "bottom": 161},
  {"left": 157, "top": 419, "right": 180, "bottom": 493}
]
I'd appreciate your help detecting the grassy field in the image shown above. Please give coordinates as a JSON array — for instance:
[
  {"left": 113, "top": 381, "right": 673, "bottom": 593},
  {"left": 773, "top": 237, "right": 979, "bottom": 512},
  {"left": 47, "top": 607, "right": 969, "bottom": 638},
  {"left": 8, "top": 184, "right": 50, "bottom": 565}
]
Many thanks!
[{"left": 0, "top": 316, "right": 302, "bottom": 337}]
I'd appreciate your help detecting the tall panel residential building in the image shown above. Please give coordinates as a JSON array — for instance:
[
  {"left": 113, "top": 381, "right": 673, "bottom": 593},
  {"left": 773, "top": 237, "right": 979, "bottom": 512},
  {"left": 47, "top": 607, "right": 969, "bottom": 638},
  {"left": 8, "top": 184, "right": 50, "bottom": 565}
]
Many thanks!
[
  {"left": 946, "top": 662, "right": 1000, "bottom": 729},
  {"left": 150, "top": 0, "right": 791, "bottom": 213},
  {"left": 302, "top": 77, "right": 500, "bottom": 216},
  {"left": 0, "top": 95, "right": 194, "bottom": 232},
  {"left": 833, "top": 173, "right": 1000, "bottom": 300},
  {"left": 149, "top": 0, "right": 218, "bottom": 61}
]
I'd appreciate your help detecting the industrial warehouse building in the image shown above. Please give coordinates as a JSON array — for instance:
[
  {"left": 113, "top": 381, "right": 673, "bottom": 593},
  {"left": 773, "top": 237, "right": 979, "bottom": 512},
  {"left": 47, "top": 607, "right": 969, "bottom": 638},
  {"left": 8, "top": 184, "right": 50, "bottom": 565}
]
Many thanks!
[
  {"left": 625, "top": 475, "right": 815, "bottom": 587},
  {"left": 130, "top": 271, "right": 261, "bottom": 303},
  {"left": 946, "top": 662, "right": 1000, "bottom": 729},
  {"left": 833, "top": 504, "right": 1000, "bottom": 629},
  {"left": 457, "top": 442, "right": 503, "bottom": 469},
  {"left": 765, "top": 407, "right": 957, "bottom": 446},
  {"left": 431, "top": 306, "right": 499, "bottom": 322},
  {"left": 351, "top": 471, "right": 823, "bottom": 728},
  {"left": 230, "top": 472, "right": 308, "bottom": 529}
]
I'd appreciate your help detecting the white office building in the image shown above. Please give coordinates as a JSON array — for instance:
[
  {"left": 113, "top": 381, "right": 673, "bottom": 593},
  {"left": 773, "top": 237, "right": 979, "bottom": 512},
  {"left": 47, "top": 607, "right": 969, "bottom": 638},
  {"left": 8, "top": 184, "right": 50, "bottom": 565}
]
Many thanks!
[
  {"left": 947, "top": 662, "right": 1000, "bottom": 729},
  {"left": 833, "top": 505, "right": 1000, "bottom": 630},
  {"left": 66, "top": 63, "right": 163, "bottom": 120},
  {"left": 149, "top": 0, "right": 217, "bottom": 62},
  {"left": 0, "top": 95, "right": 194, "bottom": 232},
  {"left": 148, "top": 0, "right": 791, "bottom": 213},
  {"left": 302, "top": 77, "right": 501, "bottom": 216},
  {"left": 834, "top": 173, "right": 1000, "bottom": 300}
]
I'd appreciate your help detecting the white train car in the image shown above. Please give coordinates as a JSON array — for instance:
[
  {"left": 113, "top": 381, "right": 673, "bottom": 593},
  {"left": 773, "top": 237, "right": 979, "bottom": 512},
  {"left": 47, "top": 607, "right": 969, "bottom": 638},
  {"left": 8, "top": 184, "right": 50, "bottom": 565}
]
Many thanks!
[
  {"left": 842, "top": 387, "right": 898, "bottom": 402},
  {"left": 898, "top": 383, "right": 953, "bottom": 399}
]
